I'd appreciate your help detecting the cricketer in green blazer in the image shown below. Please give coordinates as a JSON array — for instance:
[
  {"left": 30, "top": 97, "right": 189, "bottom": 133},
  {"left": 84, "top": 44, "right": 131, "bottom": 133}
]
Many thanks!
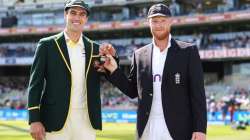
[{"left": 28, "top": 31, "right": 107, "bottom": 132}]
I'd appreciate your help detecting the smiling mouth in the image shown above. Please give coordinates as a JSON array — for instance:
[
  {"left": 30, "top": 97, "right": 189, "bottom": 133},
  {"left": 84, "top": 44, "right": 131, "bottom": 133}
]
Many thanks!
[
  {"left": 72, "top": 21, "right": 81, "bottom": 25},
  {"left": 155, "top": 30, "right": 163, "bottom": 32}
]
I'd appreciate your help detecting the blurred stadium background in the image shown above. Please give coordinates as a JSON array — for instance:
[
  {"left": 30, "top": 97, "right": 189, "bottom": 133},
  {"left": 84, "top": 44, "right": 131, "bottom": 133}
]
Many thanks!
[{"left": 0, "top": 0, "right": 250, "bottom": 139}]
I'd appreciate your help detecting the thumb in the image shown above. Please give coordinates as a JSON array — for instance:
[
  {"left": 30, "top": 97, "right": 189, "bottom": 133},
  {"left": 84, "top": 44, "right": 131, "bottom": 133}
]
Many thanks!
[
  {"left": 106, "top": 54, "right": 113, "bottom": 59},
  {"left": 42, "top": 126, "right": 46, "bottom": 139},
  {"left": 105, "top": 54, "right": 116, "bottom": 63},
  {"left": 192, "top": 133, "right": 196, "bottom": 140}
]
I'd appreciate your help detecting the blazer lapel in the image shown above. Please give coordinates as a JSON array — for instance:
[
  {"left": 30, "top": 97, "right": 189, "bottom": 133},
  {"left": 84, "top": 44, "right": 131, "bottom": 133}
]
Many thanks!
[
  {"left": 54, "top": 32, "right": 71, "bottom": 73},
  {"left": 162, "top": 39, "right": 179, "bottom": 87},
  {"left": 83, "top": 36, "right": 93, "bottom": 77},
  {"left": 145, "top": 44, "right": 153, "bottom": 93}
]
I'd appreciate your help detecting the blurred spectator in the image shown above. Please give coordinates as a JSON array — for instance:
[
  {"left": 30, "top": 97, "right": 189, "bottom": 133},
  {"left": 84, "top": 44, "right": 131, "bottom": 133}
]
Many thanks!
[
  {"left": 228, "top": 95, "right": 236, "bottom": 123},
  {"left": 169, "top": 0, "right": 181, "bottom": 16},
  {"left": 221, "top": 101, "right": 229, "bottom": 122},
  {"left": 122, "top": 7, "right": 130, "bottom": 20}
]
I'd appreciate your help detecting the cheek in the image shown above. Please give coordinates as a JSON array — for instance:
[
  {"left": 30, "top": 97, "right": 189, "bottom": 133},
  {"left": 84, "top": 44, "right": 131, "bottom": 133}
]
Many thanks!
[
  {"left": 163, "top": 26, "right": 169, "bottom": 30},
  {"left": 82, "top": 18, "right": 88, "bottom": 24},
  {"left": 151, "top": 25, "right": 160, "bottom": 30},
  {"left": 65, "top": 18, "right": 69, "bottom": 25},
  {"left": 65, "top": 16, "right": 72, "bottom": 22},
  {"left": 81, "top": 19, "right": 86, "bottom": 25},
  {"left": 64, "top": 15, "right": 68, "bottom": 22}
]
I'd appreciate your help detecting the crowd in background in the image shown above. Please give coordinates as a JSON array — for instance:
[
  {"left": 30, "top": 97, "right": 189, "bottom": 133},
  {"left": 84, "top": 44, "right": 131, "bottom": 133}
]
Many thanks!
[
  {"left": 0, "top": 77, "right": 27, "bottom": 110},
  {"left": 203, "top": 32, "right": 250, "bottom": 50},
  {"left": 1, "top": 32, "right": 250, "bottom": 59},
  {"left": 0, "top": 77, "right": 138, "bottom": 110},
  {"left": 100, "top": 78, "right": 138, "bottom": 110},
  {"left": 1, "top": 77, "right": 250, "bottom": 117},
  {"left": 1, "top": 0, "right": 250, "bottom": 28},
  {"left": 0, "top": 43, "right": 35, "bottom": 57},
  {"left": 206, "top": 86, "right": 250, "bottom": 122}
]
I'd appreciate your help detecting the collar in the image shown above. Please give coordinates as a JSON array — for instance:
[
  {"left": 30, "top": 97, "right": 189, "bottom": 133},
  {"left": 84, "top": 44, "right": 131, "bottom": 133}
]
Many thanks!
[{"left": 64, "top": 31, "right": 83, "bottom": 47}]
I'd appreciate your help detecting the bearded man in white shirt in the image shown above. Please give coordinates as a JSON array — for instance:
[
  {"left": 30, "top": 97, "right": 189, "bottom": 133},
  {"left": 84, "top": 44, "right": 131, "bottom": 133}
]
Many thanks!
[{"left": 103, "top": 3, "right": 207, "bottom": 140}]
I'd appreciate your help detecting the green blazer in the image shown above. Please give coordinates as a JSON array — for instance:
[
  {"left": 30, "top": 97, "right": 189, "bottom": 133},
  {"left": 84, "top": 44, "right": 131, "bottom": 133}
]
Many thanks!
[{"left": 28, "top": 32, "right": 103, "bottom": 132}]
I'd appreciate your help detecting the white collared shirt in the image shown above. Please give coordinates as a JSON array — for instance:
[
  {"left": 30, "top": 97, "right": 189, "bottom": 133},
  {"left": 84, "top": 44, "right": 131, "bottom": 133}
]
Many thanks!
[
  {"left": 64, "top": 32, "right": 86, "bottom": 109},
  {"left": 141, "top": 35, "right": 173, "bottom": 140},
  {"left": 151, "top": 34, "right": 172, "bottom": 117}
]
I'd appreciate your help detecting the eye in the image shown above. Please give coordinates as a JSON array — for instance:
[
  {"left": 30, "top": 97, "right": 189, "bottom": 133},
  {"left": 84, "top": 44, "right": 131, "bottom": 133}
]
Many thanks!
[
  {"left": 161, "top": 19, "right": 166, "bottom": 22},
  {"left": 79, "top": 12, "right": 87, "bottom": 17},
  {"left": 152, "top": 20, "right": 158, "bottom": 23},
  {"left": 70, "top": 11, "right": 77, "bottom": 16}
]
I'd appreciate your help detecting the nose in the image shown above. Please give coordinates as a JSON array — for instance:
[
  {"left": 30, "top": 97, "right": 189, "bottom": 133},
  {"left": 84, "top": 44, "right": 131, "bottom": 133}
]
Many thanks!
[
  {"left": 73, "top": 14, "right": 81, "bottom": 20},
  {"left": 155, "top": 21, "right": 164, "bottom": 27},
  {"left": 153, "top": 24, "right": 162, "bottom": 30}
]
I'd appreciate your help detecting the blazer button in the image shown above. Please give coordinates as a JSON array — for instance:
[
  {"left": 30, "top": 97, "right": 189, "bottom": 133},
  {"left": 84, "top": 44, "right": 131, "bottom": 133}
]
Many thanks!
[
  {"left": 146, "top": 112, "right": 149, "bottom": 115},
  {"left": 149, "top": 93, "right": 153, "bottom": 96}
]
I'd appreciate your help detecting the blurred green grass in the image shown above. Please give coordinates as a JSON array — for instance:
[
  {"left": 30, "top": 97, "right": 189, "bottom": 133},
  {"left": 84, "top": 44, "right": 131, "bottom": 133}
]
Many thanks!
[{"left": 0, "top": 121, "right": 250, "bottom": 140}]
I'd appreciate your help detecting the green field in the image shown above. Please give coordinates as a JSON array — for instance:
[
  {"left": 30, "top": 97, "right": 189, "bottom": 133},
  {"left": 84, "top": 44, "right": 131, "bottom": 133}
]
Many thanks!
[{"left": 0, "top": 121, "right": 250, "bottom": 140}]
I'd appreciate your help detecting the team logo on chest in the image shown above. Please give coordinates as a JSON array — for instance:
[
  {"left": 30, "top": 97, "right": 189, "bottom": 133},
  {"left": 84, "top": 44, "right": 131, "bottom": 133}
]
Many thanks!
[{"left": 175, "top": 73, "right": 180, "bottom": 84}]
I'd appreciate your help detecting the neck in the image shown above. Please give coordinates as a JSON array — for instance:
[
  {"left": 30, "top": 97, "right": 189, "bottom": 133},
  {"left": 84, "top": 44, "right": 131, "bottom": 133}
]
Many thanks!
[
  {"left": 154, "top": 35, "right": 170, "bottom": 52},
  {"left": 65, "top": 29, "right": 81, "bottom": 43}
]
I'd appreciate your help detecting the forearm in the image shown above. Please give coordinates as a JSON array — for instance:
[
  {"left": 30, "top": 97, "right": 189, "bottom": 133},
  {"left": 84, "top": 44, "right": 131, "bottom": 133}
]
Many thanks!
[
  {"left": 189, "top": 46, "right": 207, "bottom": 133},
  {"left": 28, "top": 40, "right": 47, "bottom": 124},
  {"left": 109, "top": 68, "right": 138, "bottom": 98}
]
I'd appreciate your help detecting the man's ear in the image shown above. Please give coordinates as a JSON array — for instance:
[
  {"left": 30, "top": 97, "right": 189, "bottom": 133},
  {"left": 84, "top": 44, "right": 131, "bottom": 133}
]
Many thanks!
[
  {"left": 64, "top": 11, "right": 67, "bottom": 19},
  {"left": 168, "top": 18, "right": 173, "bottom": 26},
  {"left": 147, "top": 18, "right": 151, "bottom": 27},
  {"left": 85, "top": 17, "right": 88, "bottom": 24}
]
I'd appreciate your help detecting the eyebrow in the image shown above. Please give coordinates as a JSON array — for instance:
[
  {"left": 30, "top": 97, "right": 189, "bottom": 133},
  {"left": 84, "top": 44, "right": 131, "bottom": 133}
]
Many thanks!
[{"left": 70, "top": 9, "right": 87, "bottom": 14}]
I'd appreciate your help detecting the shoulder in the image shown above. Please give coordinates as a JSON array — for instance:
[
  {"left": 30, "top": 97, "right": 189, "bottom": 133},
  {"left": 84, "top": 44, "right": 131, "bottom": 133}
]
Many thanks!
[
  {"left": 174, "top": 39, "right": 196, "bottom": 50},
  {"left": 134, "top": 43, "right": 152, "bottom": 54},
  {"left": 36, "top": 34, "right": 63, "bottom": 52},
  {"left": 83, "top": 35, "right": 99, "bottom": 47},
  {"left": 39, "top": 34, "right": 60, "bottom": 43},
  {"left": 36, "top": 34, "right": 61, "bottom": 51},
  {"left": 83, "top": 35, "right": 100, "bottom": 54}
]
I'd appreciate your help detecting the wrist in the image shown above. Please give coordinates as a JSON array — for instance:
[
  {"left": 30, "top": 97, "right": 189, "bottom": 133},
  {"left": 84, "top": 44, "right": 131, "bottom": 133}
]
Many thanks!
[{"left": 110, "top": 67, "right": 118, "bottom": 75}]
